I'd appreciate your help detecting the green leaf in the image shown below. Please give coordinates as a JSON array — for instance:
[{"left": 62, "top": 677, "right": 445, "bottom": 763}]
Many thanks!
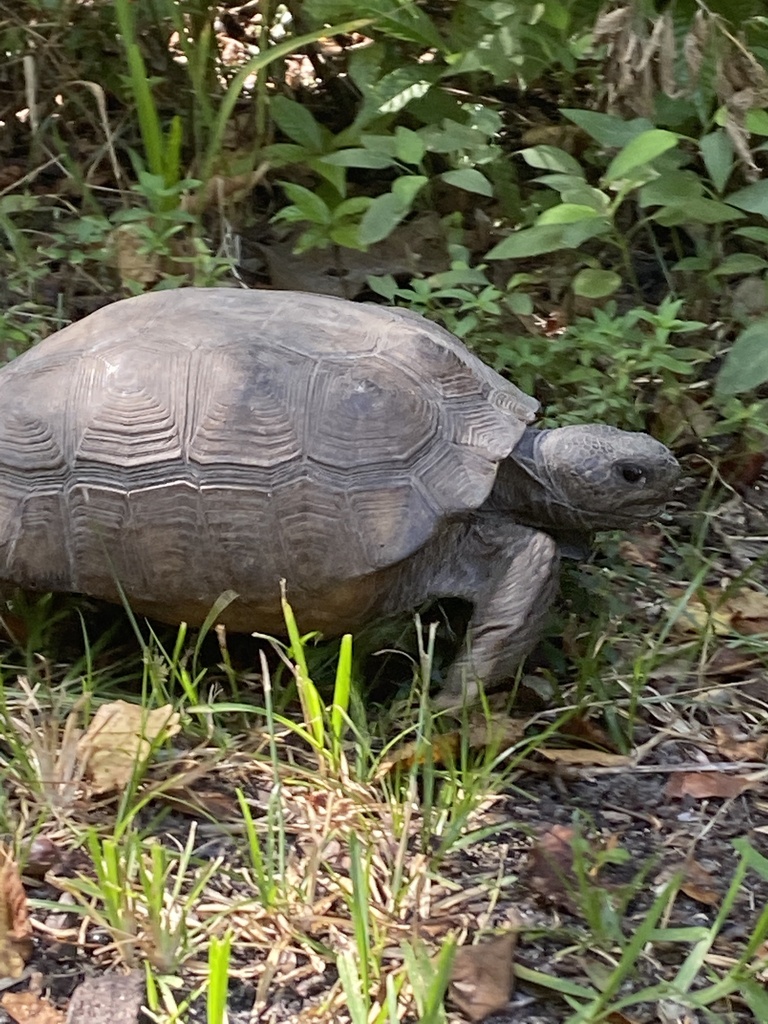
[
  {"left": 486, "top": 219, "right": 609, "bottom": 259},
  {"left": 333, "top": 196, "right": 372, "bottom": 219},
  {"left": 520, "top": 146, "right": 584, "bottom": 175},
  {"left": 745, "top": 108, "right": 768, "bottom": 136},
  {"left": 321, "top": 149, "right": 395, "bottom": 168},
  {"left": 263, "top": 143, "right": 311, "bottom": 165},
  {"left": 278, "top": 183, "right": 331, "bottom": 225},
  {"left": 439, "top": 168, "right": 493, "bottom": 196},
  {"left": 392, "top": 174, "right": 427, "bottom": 204},
  {"left": 716, "top": 320, "right": 768, "bottom": 395},
  {"left": 603, "top": 130, "right": 680, "bottom": 182},
  {"left": 562, "top": 109, "right": 655, "bottom": 147},
  {"left": 506, "top": 291, "right": 534, "bottom": 315},
  {"left": 270, "top": 95, "right": 325, "bottom": 151},
  {"left": 654, "top": 198, "right": 745, "bottom": 226},
  {"left": 537, "top": 203, "right": 603, "bottom": 225},
  {"left": 639, "top": 170, "right": 705, "bottom": 207},
  {"left": 394, "top": 126, "right": 426, "bottom": 165},
  {"left": 734, "top": 226, "right": 768, "bottom": 244},
  {"left": 709, "top": 253, "right": 768, "bottom": 275},
  {"left": 700, "top": 130, "right": 734, "bottom": 194},
  {"left": 727, "top": 180, "right": 768, "bottom": 217},
  {"left": 359, "top": 192, "right": 411, "bottom": 245},
  {"left": 572, "top": 269, "right": 622, "bottom": 298}
]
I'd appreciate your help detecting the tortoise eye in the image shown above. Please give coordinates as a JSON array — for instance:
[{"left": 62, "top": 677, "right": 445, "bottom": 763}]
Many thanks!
[{"left": 619, "top": 463, "right": 645, "bottom": 484}]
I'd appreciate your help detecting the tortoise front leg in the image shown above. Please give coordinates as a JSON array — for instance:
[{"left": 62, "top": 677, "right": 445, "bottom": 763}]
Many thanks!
[{"left": 436, "top": 526, "right": 559, "bottom": 708}]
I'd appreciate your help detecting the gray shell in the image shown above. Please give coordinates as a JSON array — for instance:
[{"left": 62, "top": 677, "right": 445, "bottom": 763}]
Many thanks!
[{"left": 0, "top": 288, "right": 538, "bottom": 626}]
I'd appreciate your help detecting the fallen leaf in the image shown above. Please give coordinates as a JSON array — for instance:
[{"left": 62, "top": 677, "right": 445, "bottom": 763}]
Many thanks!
[
  {"left": 1, "top": 992, "right": 65, "bottom": 1024},
  {"left": 526, "top": 825, "right": 577, "bottom": 906},
  {"left": 619, "top": 528, "right": 665, "bottom": 568},
  {"left": 556, "top": 714, "right": 619, "bottom": 751},
  {"left": 665, "top": 771, "right": 756, "bottom": 800},
  {"left": 537, "top": 747, "right": 633, "bottom": 768},
  {"left": 377, "top": 715, "right": 526, "bottom": 774},
  {"left": 713, "top": 725, "right": 768, "bottom": 763},
  {"left": 0, "top": 846, "right": 33, "bottom": 979},
  {"left": 448, "top": 930, "right": 518, "bottom": 1022},
  {"left": 672, "top": 586, "right": 768, "bottom": 637},
  {"left": 77, "top": 701, "right": 181, "bottom": 795},
  {"left": 679, "top": 860, "right": 720, "bottom": 906}
]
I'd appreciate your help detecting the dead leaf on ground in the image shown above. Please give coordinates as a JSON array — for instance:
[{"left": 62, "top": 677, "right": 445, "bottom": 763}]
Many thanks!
[
  {"left": 704, "top": 647, "right": 761, "bottom": 677},
  {"left": 713, "top": 724, "right": 768, "bottom": 763},
  {"left": 665, "top": 771, "right": 757, "bottom": 800},
  {"left": 448, "top": 929, "right": 518, "bottom": 1022},
  {"left": 537, "top": 747, "right": 633, "bottom": 768},
  {"left": 526, "top": 824, "right": 577, "bottom": 906},
  {"left": 376, "top": 715, "right": 527, "bottom": 774},
  {"left": 555, "top": 714, "right": 620, "bottom": 752},
  {"left": 671, "top": 586, "right": 768, "bottom": 637},
  {"left": 678, "top": 859, "right": 721, "bottom": 906},
  {"left": 619, "top": 527, "right": 665, "bottom": 568},
  {"left": 0, "top": 845, "right": 33, "bottom": 979},
  {"left": 76, "top": 700, "right": 181, "bottom": 795},
  {"left": 1, "top": 992, "right": 65, "bottom": 1024}
]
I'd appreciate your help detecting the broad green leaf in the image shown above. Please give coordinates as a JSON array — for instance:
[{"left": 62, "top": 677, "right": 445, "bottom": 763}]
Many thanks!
[
  {"left": 572, "top": 268, "right": 622, "bottom": 298},
  {"left": 709, "top": 253, "right": 768, "bottom": 275},
  {"left": 506, "top": 291, "right": 534, "bottom": 315},
  {"left": 734, "top": 226, "right": 768, "bottom": 244},
  {"left": 278, "top": 183, "right": 331, "bottom": 225},
  {"left": 333, "top": 196, "right": 372, "bottom": 219},
  {"left": 358, "top": 181, "right": 424, "bottom": 246},
  {"left": 329, "top": 223, "right": 364, "bottom": 248},
  {"left": 746, "top": 109, "right": 768, "bottom": 136},
  {"left": 270, "top": 95, "right": 325, "bottom": 151},
  {"left": 320, "top": 149, "right": 394, "bottom": 168},
  {"left": 716, "top": 320, "right": 768, "bottom": 395},
  {"left": 700, "top": 130, "right": 734, "bottom": 194},
  {"left": 394, "top": 127, "right": 425, "bottom": 165},
  {"left": 604, "top": 130, "right": 680, "bottom": 182},
  {"left": 727, "top": 180, "right": 768, "bottom": 217},
  {"left": 486, "top": 219, "right": 609, "bottom": 259},
  {"left": 653, "top": 198, "right": 745, "bottom": 225},
  {"left": 392, "top": 174, "right": 427, "bottom": 203},
  {"left": 537, "top": 203, "right": 603, "bottom": 225},
  {"left": 439, "top": 168, "right": 493, "bottom": 196},
  {"left": 263, "top": 143, "right": 310, "bottom": 165},
  {"left": 562, "top": 109, "right": 655, "bottom": 147},
  {"left": 639, "top": 170, "right": 705, "bottom": 207},
  {"left": 520, "top": 145, "right": 584, "bottom": 175}
]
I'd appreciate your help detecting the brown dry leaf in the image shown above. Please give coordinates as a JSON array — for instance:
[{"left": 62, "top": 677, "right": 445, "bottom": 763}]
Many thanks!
[
  {"left": 1, "top": 992, "right": 65, "bottom": 1024},
  {"left": 556, "top": 714, "right": 618, "bottom": 752},
  {"left": 704, "top": 647, "right": 762, "bottom": 677},
  {"left": 678, "top": 860, "right": 720, "bottom": 906},
  {"left": 448, "top": 930, "right": 518, "bottom": 1022},
  {"left": 112, "top": 225, "right": 160, "bottom": 287},
  {"left": 77, "top": 701, "right": 181, "bottom": 795},
  {"left": 713, "top": 725, "right": 768, "bottom": 763},
  {"left": 619, "top": 528, "right": 664, "bottom": 568},
  {"left": 377, "top": 715, "right": 526, "bottom": 774},
  {"left": 665, "top": 771, "right": 756, "bottom": 800},
  {"left": 671, "top": 586, "right": 768, "bottom": 637},
  {"left": 526, "top": 824, "right": 576, "bottom": 905},
  {"left": 180, "top": 165, "right": 268, "bottom": 215},
  {"left": 537, "top": 747, "right": 632, "bottom": 768},
  {"left": 0, "top": 846, "right": 33, "bottom": 979}
]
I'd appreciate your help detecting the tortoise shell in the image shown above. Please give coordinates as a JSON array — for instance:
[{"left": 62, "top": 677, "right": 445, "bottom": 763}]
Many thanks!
[{"left": 0, "top": 288, "right": 538, "bottom": 629}]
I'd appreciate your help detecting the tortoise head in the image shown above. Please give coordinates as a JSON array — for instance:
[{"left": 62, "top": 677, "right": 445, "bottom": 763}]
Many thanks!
[{"left": 497, "top": 424, "right": 680, "bottom": 531}]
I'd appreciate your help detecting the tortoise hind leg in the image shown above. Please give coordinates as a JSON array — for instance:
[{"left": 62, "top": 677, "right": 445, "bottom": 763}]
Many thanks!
[{"left": 435, "top": 525, "right": 559, "bottom": 708}]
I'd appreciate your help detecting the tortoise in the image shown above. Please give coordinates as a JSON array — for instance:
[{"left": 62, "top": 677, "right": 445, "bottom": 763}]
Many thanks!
[{"left": 0, "top": 288, "right": 679, "bottom": 703}]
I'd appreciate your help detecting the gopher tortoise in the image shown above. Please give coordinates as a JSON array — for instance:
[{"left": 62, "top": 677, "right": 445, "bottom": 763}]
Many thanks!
[{"left": 0, "top": 288, "right": 678, "bottom": 702}]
